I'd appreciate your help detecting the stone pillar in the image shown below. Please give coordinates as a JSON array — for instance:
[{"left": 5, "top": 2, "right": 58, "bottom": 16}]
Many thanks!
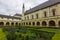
[
  {"left": 40, "top": 21, "right": 42, "bottom": 27},
  {"left": 47, "top": 21, "right": 49, "bottom": 27},
  {"left": 35, "top": 22, "right": 37, "bottom": 26},
  {"left": 10, "top": 22, "right": 11, "bottom": 26},
  {"left": 4, "top": 22, "right": 6, "bottom": 26},
  {"left": 56, "top": 20, "right": 59, "bottom": 27},
  {"left": 18, "top": 22, "right": 19, "bottom": 26},
  {"left": 14, "top": 22, "right": 16, "bottom": 26},
  {"left": 31, "top": 22, "right": 33, "bottom": 26}
]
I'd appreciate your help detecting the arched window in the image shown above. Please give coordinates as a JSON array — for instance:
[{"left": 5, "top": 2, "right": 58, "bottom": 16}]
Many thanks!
[
  {"left": 44, "top": 11, "right": 47, "bottom": 17},
  {"left": 32, "top": 15, "right": 34, "bottom": 19},
  {"left": 36, "top": 14, "right": 38, "bottom": 19},
  {"left": 27, "top": 16, "right": 29, "bottom": 20},
  {"left": 52, "top": 9, "right": 56, "bottom": 16}
]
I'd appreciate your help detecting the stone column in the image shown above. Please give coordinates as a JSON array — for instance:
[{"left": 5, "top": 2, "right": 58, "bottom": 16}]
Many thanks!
[
  {"left": 40, "top": 21, "right": 42, "bottom": 27},
  {"left": 10, "top": 22, "right": 11, "bottom": 26},
  {"left": 35, "top": 22, "right": 37, "bottom": 26},
  {"left": 56, "top": 20, "right": 59, "bottom": 27},
  {"left": 31, "top": 22, "right": 33, "bottom": 26},
  {"left": 47, "top": 21, "right": 49, "bottom": 27},
  {"left": 4, "top": 22, "right": 6, "bottom": 26}
]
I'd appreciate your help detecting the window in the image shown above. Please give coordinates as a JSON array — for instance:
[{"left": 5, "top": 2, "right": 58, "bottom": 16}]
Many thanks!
[
  {"left": 7, "top": 18, "right": 9, "bottom": 20},
  {"left": 1, "top": 17, "right": 3, "bottom": 19},
  {"left": 27, "top": 16, "right": 29, "bottom": 20},
  {"left": 32, "top": 15, "right": 34, "bottom": 19},
  {"left": 25, "top": 17, "right": 26, "bottom": 20},
  {"left": 44, "top": 11, "right": 47, "bottom": 17},
  {"left": 52, "top": 9, "right": 56, "bottom": 16},
  {"left": 36, "top": 14, "right": 38, "bottom": 19}
]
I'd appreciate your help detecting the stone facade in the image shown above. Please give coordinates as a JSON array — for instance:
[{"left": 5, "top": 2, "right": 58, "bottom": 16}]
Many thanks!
[
  {"left": 21, "top": 0, "right": 60, "bottom": 27},
  {"left": 0, "top": 14, "right": 21, "bottom": 26}
]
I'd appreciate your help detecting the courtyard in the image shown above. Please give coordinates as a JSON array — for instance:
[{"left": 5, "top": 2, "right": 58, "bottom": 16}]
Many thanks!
[{"left": 0, "top": 26, "right": 60, "bottom": 40}]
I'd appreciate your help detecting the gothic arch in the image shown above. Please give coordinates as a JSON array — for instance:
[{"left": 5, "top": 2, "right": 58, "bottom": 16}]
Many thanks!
[
  {"left": 29, "top": 22, "right": 31, "bottom": 25},
  {"left": 49, "top": 20, "right": 55, "bottom": 27},
  {"left": 16, "top": 22, "right": 18, "bottom": 26},
  {"left": 0, "top": 22, "right": 4, "bottom": 26},
  {"left": 19, "top": 23, "right": 21, "bottom": 26},
  {"left": 37, "top": 22, "right": 40, "bottom": 26},
  {"left": 32, "top": 22, "right": 35, "bottom": 25},
  {"left": 11, "top": 22, "right": 14, "bottom": 26},
  {"left": 6, "top": 22, "right": 9, "bottom": 26},
  {"left": 26, "top": 22, "right": 28, "bottom": 25},
  {"left": 58, "top": 21, "right": 60, "bottom": 27},
  {"left": 42, "top": 21, "right": 47, "bottom": 26}
]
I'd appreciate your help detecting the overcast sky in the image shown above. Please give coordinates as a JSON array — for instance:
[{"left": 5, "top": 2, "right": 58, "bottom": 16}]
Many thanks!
[{"left": 0, "top": 0, "right": 48, "bottom": 16}]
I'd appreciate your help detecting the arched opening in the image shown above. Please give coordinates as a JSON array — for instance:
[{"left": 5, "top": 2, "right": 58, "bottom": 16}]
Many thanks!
[
  {"left": 32, "top": 22, "right": 35, "bottom": 25},
  {"left": 16, "top": 22, "right": 18, "bottom": 26},
  {"left": 0, "top": 22, "right": 4, "bottom": 26},
  {"left": 19, "top": 23, "right": 20, "bottom": 26},
  {"left": 29, "top": 22, "right": 31, "bottom": 25},
  {"left": 6, "top": 22, "right": 9, "bottom": 26},
  {"left": 49, "top": 20, "right": 55, "bottom": 27},
  {"left": 58, "top": 21, "right": 60, "bottom": 27},
  {"left": 37, "top": 22, "right": 40, "bottom": 26},
  {"left": 24, "top": 22, "right": 25, "bottom": 25},
  {"left": 11, "top": 22, "right": 14, "bottom": 26},
  {"left": 42, "top": 21, "right": 47, "bottom": 26},
  {"left": 26, "top": 22, "right": 28, "bottom": 25}
]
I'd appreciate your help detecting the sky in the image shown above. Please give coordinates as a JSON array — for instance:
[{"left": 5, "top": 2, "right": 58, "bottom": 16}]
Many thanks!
[{"left": 0, "top": 0, "right": 48, "bottom": 16}]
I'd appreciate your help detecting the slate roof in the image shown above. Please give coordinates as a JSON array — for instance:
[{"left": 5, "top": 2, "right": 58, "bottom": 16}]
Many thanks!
[
  {"left": 14, "top": 14, "right": 22, "bottom": 16},
  {"left": 0, "top": 14, "right": 21, "bottom": 19},
  {"left": 25, "top": 0, "right": 60, "bottom": 15}
]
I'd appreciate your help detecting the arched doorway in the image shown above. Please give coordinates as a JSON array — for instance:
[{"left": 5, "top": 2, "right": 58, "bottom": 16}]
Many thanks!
[
  {"left": 6, "top": 22, "right": 9, "bottom": 26},
  {"left": 16, "top": 22, "right": 18, "bottom": 26},
  {"left": 11, "top": 22, "right": 14, "bottom": 26},
  {"left": 37, "top": 22, "right": 40, "bottom": 26},
  {"left": 29, "top": 22, "right": 31, "bottom": 25},
  {"left": 0, "top": 22, "right": 4, "bottom": 26},
  {"left": 32, "top": 22, "right": 35, "bottom": 25},
  {"left": 49, "top": 20, "right": 55, "bottom": 27},
  {"left": 42, "top": 21, "right": 47, "bottom": 26},
  {"left": 19, "top": 23, "right": 20, "bottom": 26},
  {"left": 58, "top": 21, "right": 60, "bottom": 27},
  {"left": 26, "top": 22, "right": 28, "bottom": 25},
  {"left": 24, "top": 22, "right": 25, "bottom": 25}
]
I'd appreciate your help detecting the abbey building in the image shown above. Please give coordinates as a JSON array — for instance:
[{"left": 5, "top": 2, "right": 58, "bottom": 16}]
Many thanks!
[
  {"left": 0, "top": 14, "right": 21, "bottom": 26},
  {"left": 0, "top": 0, "right": 60, "bottom": 27},
  {"left": 21, "top": 0, "right": 60, "bottom": 27}
]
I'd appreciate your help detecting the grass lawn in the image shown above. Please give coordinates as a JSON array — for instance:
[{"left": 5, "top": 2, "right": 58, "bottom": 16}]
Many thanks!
[{"left": 0, "top": 28, "right": 7, "bottom": 40}]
